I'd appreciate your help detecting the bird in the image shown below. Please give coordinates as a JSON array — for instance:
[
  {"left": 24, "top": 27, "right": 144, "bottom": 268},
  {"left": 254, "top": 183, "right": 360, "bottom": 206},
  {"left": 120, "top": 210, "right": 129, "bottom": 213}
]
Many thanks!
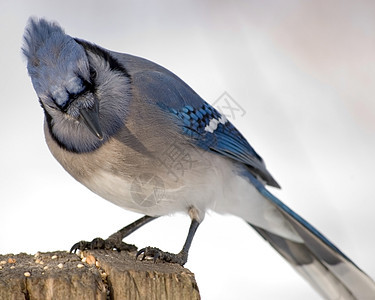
[{"left": 22, "top": 17, "right": 375, "bottom": 299}]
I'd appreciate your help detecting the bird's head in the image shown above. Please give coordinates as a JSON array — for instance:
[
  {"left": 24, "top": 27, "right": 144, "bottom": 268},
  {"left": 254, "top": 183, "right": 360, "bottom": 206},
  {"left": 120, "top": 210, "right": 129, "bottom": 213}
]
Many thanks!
[{"left": 23, "top": 17, "right": 130, "bottom": 152}]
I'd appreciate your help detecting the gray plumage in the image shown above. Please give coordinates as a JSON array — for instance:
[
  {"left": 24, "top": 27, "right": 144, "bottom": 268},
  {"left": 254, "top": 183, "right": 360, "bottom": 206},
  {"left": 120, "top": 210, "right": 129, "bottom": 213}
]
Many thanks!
[{"left": 23, "top": 17, "right": 375, "bottom": 299}]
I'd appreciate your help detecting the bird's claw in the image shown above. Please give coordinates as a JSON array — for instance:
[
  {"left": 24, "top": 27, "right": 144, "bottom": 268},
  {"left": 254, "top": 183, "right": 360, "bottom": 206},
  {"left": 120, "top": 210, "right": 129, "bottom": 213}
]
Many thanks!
[
  {"left": 136, "top": 246, "right": 187, "bottom": 265},
  {"left": 70, "top": 237, "right": 137, "bottom": 253}
]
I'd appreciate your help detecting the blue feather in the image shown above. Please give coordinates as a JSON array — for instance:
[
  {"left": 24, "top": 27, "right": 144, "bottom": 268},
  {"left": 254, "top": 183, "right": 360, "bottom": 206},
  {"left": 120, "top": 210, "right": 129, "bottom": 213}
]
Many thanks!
[
  {"left": 241, "top": 169, "right": 354, "bottom": 265},
  {"left": 169, "top": 102, "right": 280, "bottom": 187}
]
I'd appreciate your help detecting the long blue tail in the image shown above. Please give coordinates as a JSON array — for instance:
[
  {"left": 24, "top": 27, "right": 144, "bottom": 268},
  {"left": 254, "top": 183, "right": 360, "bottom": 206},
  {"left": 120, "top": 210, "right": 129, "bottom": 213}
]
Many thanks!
[{"left": 248, "top": 176, "right": 375, "bottom": 299}]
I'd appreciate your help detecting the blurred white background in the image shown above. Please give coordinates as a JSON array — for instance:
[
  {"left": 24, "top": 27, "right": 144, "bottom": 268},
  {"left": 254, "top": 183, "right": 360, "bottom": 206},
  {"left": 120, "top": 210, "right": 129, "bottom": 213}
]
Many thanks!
[{"left": 1, "top": 1, "right": 375, "bottom": 299}]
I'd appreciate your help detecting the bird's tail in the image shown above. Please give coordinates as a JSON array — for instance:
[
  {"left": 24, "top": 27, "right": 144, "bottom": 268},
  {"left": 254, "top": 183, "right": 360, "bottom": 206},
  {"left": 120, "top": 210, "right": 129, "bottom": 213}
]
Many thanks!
[{"left": 250, "top": 183, "right": 375, "bottom": 299}]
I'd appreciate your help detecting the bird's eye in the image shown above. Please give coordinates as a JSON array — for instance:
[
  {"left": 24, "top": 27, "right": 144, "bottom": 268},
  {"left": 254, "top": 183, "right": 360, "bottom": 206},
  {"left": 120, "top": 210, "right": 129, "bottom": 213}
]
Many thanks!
[{"left": 61, "top": 89, "right": 84, "bottom": 112}]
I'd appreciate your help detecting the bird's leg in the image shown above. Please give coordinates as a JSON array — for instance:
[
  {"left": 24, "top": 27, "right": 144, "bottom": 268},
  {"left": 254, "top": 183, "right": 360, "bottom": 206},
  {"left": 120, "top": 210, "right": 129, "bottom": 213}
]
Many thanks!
[
  {"left": 136, "top": 216, "right": 200, "bottom": 266},
  {"left": 70, "top": 215, "right": 158, "bottom": 253}
]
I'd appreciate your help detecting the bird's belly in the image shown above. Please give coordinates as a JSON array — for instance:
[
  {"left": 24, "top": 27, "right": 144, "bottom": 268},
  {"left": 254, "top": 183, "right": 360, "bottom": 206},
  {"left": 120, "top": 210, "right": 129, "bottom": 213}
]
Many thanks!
[{"left": 81, "top": 167, "right": 218, "bottom": 218}]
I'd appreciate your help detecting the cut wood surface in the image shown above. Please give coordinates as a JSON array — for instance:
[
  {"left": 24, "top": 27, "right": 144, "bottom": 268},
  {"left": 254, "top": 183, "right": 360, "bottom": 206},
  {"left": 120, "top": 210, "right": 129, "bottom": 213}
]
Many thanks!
[{"left": 0, "top": 250, "right": 200, "bottom": 300}]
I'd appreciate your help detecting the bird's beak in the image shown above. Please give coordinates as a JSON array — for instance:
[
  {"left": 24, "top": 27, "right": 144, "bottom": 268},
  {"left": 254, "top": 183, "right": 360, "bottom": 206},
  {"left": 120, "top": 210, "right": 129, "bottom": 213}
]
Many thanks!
[{"left": 79, "top": 99, "right": 103, "bottom": 140}]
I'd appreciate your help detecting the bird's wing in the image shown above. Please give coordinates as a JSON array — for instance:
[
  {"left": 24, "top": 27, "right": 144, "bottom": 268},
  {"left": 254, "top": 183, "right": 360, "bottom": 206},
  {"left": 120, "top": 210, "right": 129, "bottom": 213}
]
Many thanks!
[{"left": 133, "top": 69, "right": 279, "bottom": 187}]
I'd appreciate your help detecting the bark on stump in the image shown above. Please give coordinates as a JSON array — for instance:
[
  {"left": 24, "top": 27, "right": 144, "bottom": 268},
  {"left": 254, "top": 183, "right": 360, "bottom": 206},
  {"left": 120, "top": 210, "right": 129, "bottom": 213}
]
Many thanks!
[{"left": 0, "top": 250, "right": 200, "bottom": 300}]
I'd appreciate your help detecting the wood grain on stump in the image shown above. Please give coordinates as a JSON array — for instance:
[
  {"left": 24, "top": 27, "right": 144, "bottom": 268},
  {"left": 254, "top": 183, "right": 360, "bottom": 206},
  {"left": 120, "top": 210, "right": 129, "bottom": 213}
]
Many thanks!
[{"left": 0, "top": 250, "right": 200, "bottom": 300}]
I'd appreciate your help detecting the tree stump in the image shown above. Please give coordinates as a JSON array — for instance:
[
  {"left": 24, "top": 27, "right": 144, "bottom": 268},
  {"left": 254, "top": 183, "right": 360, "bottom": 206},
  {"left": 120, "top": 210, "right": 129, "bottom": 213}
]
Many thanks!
[{"left": 0, "top": 250, "right": 200, "bottom": 300}]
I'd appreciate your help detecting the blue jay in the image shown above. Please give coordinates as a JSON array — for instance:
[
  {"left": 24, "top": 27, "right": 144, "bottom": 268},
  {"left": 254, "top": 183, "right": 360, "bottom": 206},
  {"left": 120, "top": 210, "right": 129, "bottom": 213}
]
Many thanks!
[{"left": 23, "top": 17, "right": 375, "bottom": 299}]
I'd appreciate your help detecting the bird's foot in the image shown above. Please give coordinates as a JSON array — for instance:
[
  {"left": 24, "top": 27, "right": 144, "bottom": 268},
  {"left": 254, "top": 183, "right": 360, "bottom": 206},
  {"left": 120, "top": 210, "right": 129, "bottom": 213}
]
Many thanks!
[
  {"left": 70, "top": 237, "right": 137, "bottom": 253},
  {"left": 136, "top": 246, "right": 188, "bottom": 266}
]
